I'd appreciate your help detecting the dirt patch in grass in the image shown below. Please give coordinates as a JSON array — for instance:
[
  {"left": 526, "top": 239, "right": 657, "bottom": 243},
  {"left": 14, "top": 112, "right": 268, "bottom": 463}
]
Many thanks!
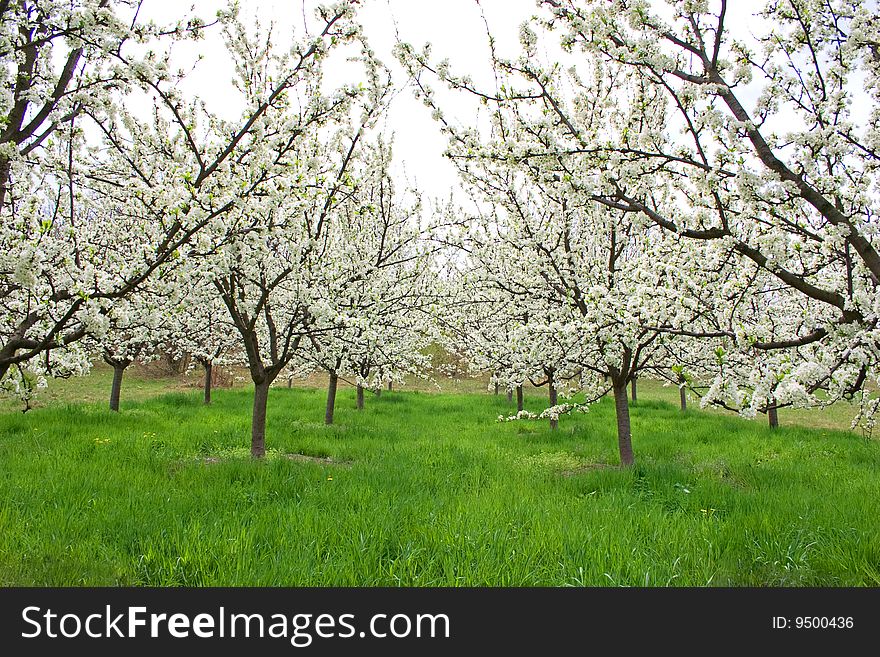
[
  {"left": 560, "top": 463, "right": 615, "bottom": 477},
  {"left": 285, "top": 453, "right": 352, "bottom": 467},
  {"left": 197, "top": 453, "right": 353, "bottom": 467}
]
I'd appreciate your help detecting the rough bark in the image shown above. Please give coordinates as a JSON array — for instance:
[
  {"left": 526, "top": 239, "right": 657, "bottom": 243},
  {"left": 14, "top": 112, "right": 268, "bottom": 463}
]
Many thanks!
[
  {"left": 678, "top": 373, "right": 687, "bottom": 411},
  {"left": 0, "top": 158, "right": 10, "bottom": 215},
  {"left": 104, "top": 354, "right": 132, "bottom": 413},
  {"left": 631, "top": 376, "right": 638, "bottom": 403},
  {"left": 768, "top": 405, "right": 779, "bottom": 429},
  {"left": 516, "top": 385, "right": 524, "bottom": 412},
  {"left": 109, "top": 363, "right": 127, "bottom": 412},
  {"left": 251, "top": 379, "right": 270, "bottom": 458},
  {"left": 356, "top": 384, "right": 365, "bottom": 410},
  {"left": 325, "top": 371, "right": 338, "bottom": 425},
  {"left": 203, "top": 362, "right": 213, "bottom": 405},
  {"left": 613, "top": 382, "right": 635, "bottom": 466}
]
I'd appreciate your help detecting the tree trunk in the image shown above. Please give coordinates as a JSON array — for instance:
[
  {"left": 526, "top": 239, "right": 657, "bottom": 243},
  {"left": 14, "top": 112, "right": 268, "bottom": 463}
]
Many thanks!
[
  {"left": 109, "top": 363, "right": 127, "bottom": 412},
  {"left": 678, "top": 373, "right": 686, "bottom": 411},
  {"left": 516, "top": 385, "right": 523, "bottom": 412},
  {"left": 0, "top": 157, "right": 10, "bottom": 215},
  {"left": 356, "top": 384, "right": 365, "bottom": 410},
  {"left": 251, "top": 380, "right": 270, "bottom": 458},
  {"left": 287, "top": 377, "right": 292, "bottom": 389},
  {"left": 203, "top": 362, "right": 213, "bottom": 405},
  {"left": 388, "top": 381, "right": 393, "bottom": 392},
  {"left": 494, "top": 381, "right": 499, "bottom": 395},
  {"left": 613, "top": 382, "right": 635, "bottom": 466},
  {"left": 549, "top": 380, "right": 558, "bottom": 431},
  {"left": 325, "top": 371, "right": 338, "bottom": 425},
  {"left": 631, "top": 376, "right": 638, "bottom": 403},
  {"left": 507, "top": 389, "right": 513, "bottom": 403},
  {"left": 768, "top": 405, "right": 779, "bottom": 429}
]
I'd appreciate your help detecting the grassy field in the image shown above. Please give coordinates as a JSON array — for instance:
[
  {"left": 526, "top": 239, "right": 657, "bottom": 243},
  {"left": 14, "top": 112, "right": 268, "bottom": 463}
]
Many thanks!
[
  {"left": 1, "top": 362, "right": 867, "bottom": 432},
  {"left": 0, "top": 368, "right": 878, "bottom": 586}
]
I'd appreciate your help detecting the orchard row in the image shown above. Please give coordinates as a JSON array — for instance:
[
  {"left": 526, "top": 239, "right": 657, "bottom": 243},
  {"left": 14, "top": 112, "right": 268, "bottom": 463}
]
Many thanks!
[{"left": 2, "top": 1, "right": 878, "bottom": 465}]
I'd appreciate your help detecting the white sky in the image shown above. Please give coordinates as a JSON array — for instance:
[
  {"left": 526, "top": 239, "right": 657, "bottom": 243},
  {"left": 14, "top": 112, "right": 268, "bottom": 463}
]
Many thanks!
[
  {"left": 355, "top": 0, "right": 539, "bottom": 208},
  {"left": 132, "top": 0, "right": 827, "bottom": 209},
  {"left": 136, "top": 0, "right": 540, "bottom": 207}
]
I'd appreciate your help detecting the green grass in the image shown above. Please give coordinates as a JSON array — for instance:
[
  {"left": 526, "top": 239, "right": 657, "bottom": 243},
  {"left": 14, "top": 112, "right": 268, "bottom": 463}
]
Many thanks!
[
  {"left": 0, "top": 364, "right": 204, "bottom": 414},
  {"left": 1, "top": 375, "right": 878, "bottom": 587},
  {"left": 4, "top": 362, "right": 866, "bottom": 433}
]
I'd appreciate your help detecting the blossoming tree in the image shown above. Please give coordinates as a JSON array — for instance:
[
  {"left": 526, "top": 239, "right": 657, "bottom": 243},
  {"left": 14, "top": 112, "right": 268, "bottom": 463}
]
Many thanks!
[
  {"left": 203, "top": 6, "right": 397, "bottom": 456},
  {"left": 0, "top": 1, "right": 363, "bottom": 396},
  {"left": 398, "top": 0, "right": 880, "bottom": 435}
]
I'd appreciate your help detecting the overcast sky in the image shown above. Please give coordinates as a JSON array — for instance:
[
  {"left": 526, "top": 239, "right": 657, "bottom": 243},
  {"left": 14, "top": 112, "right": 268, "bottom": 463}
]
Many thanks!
[
  {"left": 135, "top": 0, "right": 540, "bottom": 208},
  {"left": 133, "top": 1, "right": 791, "bottom": 210}
]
